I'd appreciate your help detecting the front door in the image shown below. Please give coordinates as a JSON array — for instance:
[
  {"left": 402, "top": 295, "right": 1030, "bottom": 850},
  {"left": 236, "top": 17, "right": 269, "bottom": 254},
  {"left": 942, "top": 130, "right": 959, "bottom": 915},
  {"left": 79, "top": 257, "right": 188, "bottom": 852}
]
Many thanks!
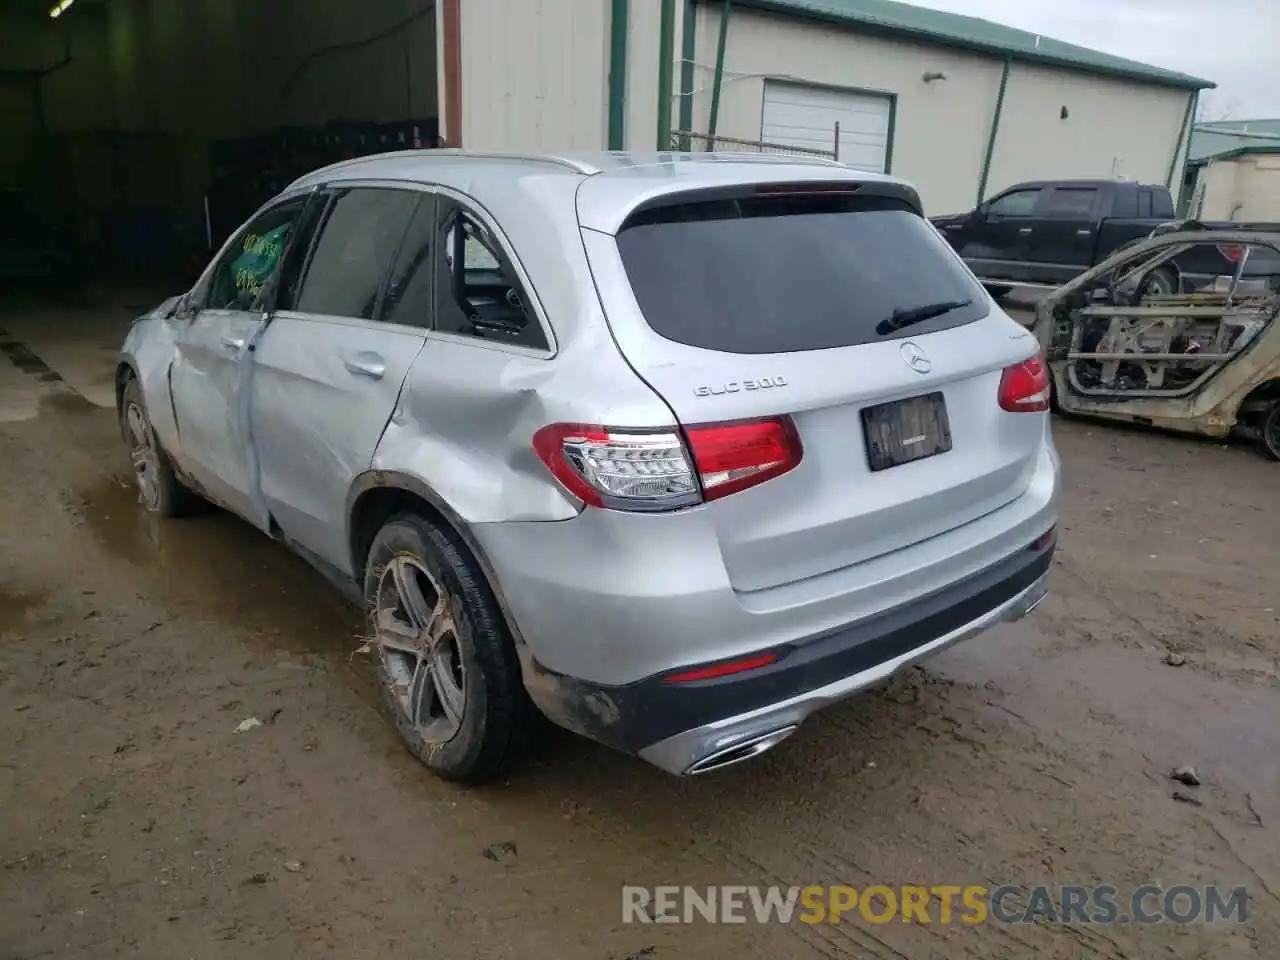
[
  {"left": 170, "top": 196, "right": 309, "bottom": 527},
  {"left": 1027, "top": 185, "right": 1102, "bottom": 284},
  {"left": 964, "top": 186, "right": 1043, "bottom": 282},
  {"left": 249, "top": 186, "right": 430, "bottom": 573}
]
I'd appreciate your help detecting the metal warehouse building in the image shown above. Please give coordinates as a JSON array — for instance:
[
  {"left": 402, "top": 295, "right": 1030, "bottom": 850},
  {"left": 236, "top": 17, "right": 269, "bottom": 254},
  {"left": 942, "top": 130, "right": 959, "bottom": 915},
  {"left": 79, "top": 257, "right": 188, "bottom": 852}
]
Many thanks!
[
  {"left": 2, "top": 0, "right": 1214, "bottom": 275},
  {"left": 455, "top": 0, "right": 1215, "bottom": 216}
]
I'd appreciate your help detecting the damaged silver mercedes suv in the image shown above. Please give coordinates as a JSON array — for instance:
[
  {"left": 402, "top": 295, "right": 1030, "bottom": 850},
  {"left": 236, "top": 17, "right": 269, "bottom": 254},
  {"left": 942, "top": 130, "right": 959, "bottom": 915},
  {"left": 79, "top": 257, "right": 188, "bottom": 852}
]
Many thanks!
[{"left": 117, "top": 150, "right": 1059, "bottom": 781}]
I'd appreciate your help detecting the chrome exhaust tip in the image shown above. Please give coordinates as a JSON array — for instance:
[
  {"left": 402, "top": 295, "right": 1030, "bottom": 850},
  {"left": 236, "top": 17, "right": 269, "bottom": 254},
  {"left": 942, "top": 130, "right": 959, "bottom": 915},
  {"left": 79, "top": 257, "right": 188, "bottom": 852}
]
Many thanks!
[{"left": 684, "top": 725, "right": 798, "bottom": 776}]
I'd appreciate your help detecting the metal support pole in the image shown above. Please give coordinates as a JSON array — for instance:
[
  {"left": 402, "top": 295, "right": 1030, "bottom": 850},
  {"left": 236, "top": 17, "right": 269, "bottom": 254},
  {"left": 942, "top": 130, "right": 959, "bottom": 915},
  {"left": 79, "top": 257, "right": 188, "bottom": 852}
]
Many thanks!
[
  {"left": 608, "top": 0, "right": 629, "bottom": 149},
  {"left": 977, "top": 57, "right": 1011, "bottom": 205},
  {"left": 706, "top": 0, "right": 733, "bottom": 145},
  {"left": 1167, "top": 89, "right": 1198, "bottom": 190},
  {"left": 656, "top": 0, "right": 676, "bottom": 149},
  {"left": 832, "top": 121, "right": 840, "bottom": 161}
]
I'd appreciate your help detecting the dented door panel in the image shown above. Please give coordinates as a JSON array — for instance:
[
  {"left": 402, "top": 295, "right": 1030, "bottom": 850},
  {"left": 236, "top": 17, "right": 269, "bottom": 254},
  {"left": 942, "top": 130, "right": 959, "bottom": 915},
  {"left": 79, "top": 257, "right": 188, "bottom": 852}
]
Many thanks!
[
  {"left": 170, "top": 307, "right": 268, "bottom": 527},
  {"left": 249, "top": 313, "right": 428, "bottom": 574}
]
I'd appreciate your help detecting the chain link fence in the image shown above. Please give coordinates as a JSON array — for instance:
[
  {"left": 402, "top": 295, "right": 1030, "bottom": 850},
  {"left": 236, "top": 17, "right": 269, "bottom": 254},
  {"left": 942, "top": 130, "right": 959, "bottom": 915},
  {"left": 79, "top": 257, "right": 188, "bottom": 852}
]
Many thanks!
[{"left": 670, "top": 130, "right": 838, "bottom": 161}]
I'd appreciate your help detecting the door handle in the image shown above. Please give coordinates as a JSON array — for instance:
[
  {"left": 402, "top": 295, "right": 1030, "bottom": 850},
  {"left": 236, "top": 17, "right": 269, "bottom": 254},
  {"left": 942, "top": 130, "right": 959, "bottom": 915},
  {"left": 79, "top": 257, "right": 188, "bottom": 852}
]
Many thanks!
[
  {"left": 1017, "top": 227, "right": 1034, "bottom": 235},
  {"left": 1076, "top": 229, "right": 1093, "bottom": 237},
  {"left": 220, "top": 334, "right": 246, "bottom": 352},
  {"left": 343, "top": 353, "right": 386, "bottom": 380}
]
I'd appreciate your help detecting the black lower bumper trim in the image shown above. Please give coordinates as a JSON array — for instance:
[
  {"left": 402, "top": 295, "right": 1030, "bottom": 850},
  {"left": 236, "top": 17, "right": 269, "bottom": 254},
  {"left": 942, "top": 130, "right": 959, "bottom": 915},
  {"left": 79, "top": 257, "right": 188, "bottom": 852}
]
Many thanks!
[{"left": 535, "top": 543, "right": 1054, "bottom": 754}]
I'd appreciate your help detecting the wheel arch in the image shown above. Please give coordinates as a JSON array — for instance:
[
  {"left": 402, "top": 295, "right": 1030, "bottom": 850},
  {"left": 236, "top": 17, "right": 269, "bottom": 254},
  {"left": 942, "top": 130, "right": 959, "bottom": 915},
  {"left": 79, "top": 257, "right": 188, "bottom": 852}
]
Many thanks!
[
  {"left": 115, "top": 359, "right": 138, "bottom": 414},
  {"left": 346, "top": 471, "right": 525, "bottom": 644},
  {"left": 1236, "top": 377, "right": 1280, "bottom": 420}
]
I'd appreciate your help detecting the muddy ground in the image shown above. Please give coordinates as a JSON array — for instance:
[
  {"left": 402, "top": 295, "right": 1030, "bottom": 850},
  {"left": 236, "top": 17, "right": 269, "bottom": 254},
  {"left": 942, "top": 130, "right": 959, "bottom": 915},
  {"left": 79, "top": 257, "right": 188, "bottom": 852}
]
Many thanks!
[{"left": 1, "top": 293, "right": 1277, "bottom": 959}]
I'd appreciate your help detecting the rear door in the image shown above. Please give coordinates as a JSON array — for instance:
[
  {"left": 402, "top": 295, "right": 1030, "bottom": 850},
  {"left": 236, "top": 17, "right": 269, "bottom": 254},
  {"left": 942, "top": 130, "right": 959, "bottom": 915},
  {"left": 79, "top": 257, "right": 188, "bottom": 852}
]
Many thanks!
[
  {"left": 248, "top": 185, "right": 428, "bottom": 572},
  {"left": 964, "top": 186, "right": 1043, "bottom": 281},
  {"left": 1027, "top": 184, "right": 1103, "bottom": 283},
  {"left": 582, "top": 188, "right": 1045, "bottom": 594}
]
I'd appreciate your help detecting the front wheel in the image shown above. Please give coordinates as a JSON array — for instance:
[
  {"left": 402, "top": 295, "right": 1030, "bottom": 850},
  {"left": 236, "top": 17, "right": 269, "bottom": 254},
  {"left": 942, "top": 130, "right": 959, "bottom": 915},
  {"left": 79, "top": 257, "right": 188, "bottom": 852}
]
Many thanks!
[
  {"left": 363, "top": 513, "right": 531, "bottom": 783},
  {"left": 119, "top": 378, "right": 206, "bottom": 517}
]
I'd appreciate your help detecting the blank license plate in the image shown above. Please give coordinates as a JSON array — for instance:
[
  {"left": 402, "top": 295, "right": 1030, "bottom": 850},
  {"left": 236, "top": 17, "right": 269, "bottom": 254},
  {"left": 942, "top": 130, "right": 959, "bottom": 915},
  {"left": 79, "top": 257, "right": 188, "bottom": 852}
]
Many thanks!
[{"left": 861, "top": 392, "right": 953, "bottom": 472}]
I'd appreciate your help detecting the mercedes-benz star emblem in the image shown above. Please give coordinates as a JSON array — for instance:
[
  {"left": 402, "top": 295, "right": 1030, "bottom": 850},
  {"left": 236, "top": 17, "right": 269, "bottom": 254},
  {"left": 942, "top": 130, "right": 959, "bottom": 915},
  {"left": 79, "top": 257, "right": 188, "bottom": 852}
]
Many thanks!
[{"left": 900, "top": 341, "right": 932, "bottom": 374}]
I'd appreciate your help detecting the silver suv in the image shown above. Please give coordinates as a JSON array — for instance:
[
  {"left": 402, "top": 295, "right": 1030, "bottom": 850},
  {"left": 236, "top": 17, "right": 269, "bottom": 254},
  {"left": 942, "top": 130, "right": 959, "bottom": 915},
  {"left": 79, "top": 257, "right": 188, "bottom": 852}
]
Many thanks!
[{"left": 118, "top": 151, "right": 1059, "bottom": 781}]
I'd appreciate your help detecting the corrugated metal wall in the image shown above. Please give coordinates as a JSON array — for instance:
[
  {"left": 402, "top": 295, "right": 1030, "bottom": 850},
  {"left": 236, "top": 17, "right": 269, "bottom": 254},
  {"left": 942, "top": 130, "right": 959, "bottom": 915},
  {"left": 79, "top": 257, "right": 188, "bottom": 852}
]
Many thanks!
[
  {"left": 457, "top": 0, "right": 610, "bottom": 151},
  {"left": 684, "top": 3, "right": 1193, "bottom": 217}
]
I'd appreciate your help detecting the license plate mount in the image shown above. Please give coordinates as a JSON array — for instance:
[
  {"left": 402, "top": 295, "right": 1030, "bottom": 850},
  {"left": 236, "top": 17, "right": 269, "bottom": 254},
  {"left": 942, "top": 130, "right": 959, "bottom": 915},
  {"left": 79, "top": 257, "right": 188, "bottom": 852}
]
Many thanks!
[{"left": 861, "top": 391, "right": 953, "bottom": 472}]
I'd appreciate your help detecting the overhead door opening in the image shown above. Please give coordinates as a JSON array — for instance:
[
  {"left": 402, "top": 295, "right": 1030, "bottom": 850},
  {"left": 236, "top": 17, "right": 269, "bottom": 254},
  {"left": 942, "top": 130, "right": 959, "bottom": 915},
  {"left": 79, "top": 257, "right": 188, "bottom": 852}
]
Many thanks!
[
  {"left": 761, "top": 79, "right": 892, "bottom": 173},
  {"left": 1, "top": 0, "right": 444, "bottom": 290}
]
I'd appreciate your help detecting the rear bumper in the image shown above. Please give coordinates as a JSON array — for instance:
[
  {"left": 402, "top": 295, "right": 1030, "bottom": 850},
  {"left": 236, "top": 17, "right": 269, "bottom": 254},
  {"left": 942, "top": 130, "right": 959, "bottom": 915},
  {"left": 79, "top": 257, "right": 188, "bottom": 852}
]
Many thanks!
[
  {"left": 641, "top": 559, "right": 1049, "bottom": 775},
  {"left": 517, "top": 536, "right": 1054, "bottom": 775}
]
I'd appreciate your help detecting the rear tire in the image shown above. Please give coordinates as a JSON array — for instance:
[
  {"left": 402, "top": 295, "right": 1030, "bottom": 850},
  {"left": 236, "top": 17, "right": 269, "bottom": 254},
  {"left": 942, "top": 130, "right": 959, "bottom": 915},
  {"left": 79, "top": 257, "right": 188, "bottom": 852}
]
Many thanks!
[
  {"left": 1140, "top": 266, "right": 1179, "bottom": 299},
  {"left": 363, "top": 512, "right": 531, "bottom": 783},
  {"left": 1261, "top": 401, "right": 1280, "bottom": 461},
  {"left": 119, "top": 377, "right": 206, "bottom": 517}
]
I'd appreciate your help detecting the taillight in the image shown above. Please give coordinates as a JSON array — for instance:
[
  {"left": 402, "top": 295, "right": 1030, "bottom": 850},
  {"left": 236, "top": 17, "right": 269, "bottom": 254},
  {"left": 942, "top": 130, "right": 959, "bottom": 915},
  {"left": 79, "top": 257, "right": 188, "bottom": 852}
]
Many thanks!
[
  {"left": 998, "top": 353, "right": 1051, "bottom": 413},
  {"left": 685, "top": 417, "right": 803, "bottom": 502},
  {"left": 532, "top": 416, "right": 802, "bottom": 511},
  {"left": 1218, "top": 244, "right": 1244, "bottom": 263}
]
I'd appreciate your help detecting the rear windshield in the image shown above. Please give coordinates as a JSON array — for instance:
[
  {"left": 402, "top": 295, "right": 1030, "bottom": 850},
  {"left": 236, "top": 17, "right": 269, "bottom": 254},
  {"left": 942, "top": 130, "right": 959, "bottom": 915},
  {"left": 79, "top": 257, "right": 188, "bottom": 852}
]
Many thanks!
[{"left": 616, "top": 193, "right": 988, "bottom": 354}]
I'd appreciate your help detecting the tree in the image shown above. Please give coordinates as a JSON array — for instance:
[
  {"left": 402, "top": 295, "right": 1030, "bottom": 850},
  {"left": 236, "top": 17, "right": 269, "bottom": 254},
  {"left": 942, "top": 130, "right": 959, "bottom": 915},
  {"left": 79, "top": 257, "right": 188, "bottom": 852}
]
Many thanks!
[{"left": 1196, "top": 96, "right": 1241, "bottom": 124}]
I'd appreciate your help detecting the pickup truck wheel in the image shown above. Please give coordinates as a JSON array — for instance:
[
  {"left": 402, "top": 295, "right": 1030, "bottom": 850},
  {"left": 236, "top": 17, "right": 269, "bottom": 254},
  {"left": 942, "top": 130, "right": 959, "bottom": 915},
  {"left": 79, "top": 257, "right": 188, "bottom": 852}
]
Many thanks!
[
  {"left": 363, "top": 513, "right": 531, "bottom": 783},
  {"left": 1140, "top": 266, "right": 1178, "bottom": 298},
  {"left": 1262, "top": 401, "right": 1280, "bottom": 461}
]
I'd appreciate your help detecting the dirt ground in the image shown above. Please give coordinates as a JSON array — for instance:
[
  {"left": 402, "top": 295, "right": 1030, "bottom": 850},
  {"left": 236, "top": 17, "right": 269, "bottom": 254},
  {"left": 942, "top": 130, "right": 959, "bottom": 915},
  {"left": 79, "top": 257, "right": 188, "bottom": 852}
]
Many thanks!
[{"left": 1, "top": 292, "right": 1277, "bottom": 959}]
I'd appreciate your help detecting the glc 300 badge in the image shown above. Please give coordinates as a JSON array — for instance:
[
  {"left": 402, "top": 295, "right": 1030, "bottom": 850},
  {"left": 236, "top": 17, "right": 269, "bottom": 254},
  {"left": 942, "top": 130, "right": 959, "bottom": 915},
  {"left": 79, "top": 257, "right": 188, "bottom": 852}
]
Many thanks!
[{"left": 694, "top": 376, "right": 788, "bottom": 398}]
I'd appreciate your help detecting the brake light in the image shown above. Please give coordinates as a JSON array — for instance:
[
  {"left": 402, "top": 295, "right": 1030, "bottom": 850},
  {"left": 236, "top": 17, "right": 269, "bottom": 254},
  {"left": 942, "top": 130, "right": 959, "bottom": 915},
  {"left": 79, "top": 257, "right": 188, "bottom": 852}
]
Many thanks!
[
  {"left": 685, "top": 417, "right": 803, "bottom": 502},
  {"left": 532, "top": 416, "right": 802, "bottom": 511},
  {"left": 998, "top": 354, "right": 1051, "bottom": 413},
  {"left": 1218, "top": 244, "right": 1244, "bottom": 263}
]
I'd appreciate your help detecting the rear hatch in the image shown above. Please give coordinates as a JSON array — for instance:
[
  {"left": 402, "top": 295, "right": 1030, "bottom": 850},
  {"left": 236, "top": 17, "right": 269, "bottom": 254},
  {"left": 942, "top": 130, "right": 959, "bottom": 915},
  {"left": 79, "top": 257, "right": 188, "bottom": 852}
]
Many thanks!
[{"left": 580, "top": 185, "right": 1046, "bottom": 594}]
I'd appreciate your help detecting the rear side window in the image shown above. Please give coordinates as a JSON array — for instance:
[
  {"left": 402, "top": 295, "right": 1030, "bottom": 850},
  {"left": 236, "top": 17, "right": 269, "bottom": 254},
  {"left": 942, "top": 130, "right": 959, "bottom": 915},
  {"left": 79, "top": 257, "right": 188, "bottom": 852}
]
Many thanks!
[
  {"left": 432, "top": 198, "right": 548, "bottom": 350},
  {"left": 615, "top": 194, "right": 988, "bottom": 354},
  {"left": 293, "top": 188, "right": 419, "bottom": 319},
  {"left": 1113, "top": 188, "right": 1138, "bottom": 219},
  {"left": 1043, "top": 187, "right": 1098, "bottom": 218}
]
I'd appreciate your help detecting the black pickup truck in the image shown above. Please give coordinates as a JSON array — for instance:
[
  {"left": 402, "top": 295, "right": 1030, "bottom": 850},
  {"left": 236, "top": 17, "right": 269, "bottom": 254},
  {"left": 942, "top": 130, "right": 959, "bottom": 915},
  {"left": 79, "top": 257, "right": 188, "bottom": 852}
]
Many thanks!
[{"left": 932, "top": 179, "right": 1280, "bottom": 294}]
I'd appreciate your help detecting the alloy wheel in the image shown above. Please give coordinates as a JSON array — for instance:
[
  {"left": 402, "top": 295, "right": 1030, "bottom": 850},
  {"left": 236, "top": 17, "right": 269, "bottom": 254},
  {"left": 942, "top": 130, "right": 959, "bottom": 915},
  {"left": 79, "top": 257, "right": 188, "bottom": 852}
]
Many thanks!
[
  {"left": 373, "top": 554, "right": 467, "bottom": 743},
  {"left": 125, "top": 402, "right": 161, "bottom": 510}
]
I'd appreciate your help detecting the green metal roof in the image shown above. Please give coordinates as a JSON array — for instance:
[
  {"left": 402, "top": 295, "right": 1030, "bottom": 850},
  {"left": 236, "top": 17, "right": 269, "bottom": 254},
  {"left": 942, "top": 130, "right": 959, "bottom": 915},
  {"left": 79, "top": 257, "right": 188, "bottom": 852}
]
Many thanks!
[
  {"left": 1191, "top": 143, "right": 1280, "bottom": 167},
  {"left": 731, "top": 0, "right": 1215, "bottom": 91},
  {"left": 1190, "top": 120, "right": 1280, "bottom": 163}
]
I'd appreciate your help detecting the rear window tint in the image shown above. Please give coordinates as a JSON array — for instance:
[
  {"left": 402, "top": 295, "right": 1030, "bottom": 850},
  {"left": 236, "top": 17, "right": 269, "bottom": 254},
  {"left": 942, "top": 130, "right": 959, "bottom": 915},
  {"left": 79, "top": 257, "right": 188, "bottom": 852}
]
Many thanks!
[{"left": 616, "top": 194, "right": 988, "bottom": 354}]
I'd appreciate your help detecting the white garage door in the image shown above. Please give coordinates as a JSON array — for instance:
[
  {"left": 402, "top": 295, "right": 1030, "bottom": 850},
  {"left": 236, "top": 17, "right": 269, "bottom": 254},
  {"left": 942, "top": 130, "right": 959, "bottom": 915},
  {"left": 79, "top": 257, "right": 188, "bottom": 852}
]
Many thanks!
[{"left": 761, "top": 80, "right": 891, "bottom": 173}]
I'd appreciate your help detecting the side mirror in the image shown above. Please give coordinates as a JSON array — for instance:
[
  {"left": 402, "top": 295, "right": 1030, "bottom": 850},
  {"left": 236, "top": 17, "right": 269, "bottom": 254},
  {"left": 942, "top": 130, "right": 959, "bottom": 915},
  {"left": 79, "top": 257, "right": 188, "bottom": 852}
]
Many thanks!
[
  {"left": 974, "top": 203, "right": 990, "bottom": 220},
  {"left": 173, "top": 292, "right": 198, "bottom": 320}
]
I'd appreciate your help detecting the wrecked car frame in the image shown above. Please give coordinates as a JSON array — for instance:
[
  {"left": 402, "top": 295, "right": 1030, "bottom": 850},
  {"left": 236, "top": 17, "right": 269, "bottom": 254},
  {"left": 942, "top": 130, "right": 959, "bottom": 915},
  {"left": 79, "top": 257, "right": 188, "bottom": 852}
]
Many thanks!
[{"left": 1033, "top": 228, "right": 1280, "bottom": 459}]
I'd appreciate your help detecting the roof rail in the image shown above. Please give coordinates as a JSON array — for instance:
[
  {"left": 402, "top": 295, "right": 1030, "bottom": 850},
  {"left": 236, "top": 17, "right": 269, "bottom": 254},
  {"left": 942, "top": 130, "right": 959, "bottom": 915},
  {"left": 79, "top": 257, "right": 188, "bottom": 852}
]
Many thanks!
[
  {"left": 289, "top": 150, "right": 600, "bottom": 188},
  {"left": 687, "top": 151, "right": 845, "bottom": 168}
]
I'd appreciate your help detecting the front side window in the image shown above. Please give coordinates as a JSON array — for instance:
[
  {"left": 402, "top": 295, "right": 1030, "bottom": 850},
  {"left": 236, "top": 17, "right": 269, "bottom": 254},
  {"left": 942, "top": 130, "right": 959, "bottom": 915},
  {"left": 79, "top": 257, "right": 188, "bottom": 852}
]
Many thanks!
[
  {"left": 293, "top": 188, "right": 419, "bottom": 320},
  {"left": 207, "top": 198, "right": 306, "bottom": 311},
  {"left": 987, "top": 189, "right": 1041, "bottom": 218},
  {"left": 432, "top": 199, "right": 547, "bottom": 350}
]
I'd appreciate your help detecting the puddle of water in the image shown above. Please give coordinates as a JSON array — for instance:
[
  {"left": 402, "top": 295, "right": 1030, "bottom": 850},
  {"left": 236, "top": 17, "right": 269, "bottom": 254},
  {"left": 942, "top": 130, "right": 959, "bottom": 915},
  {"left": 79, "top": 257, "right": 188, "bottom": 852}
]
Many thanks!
[
  {"left": 39, "top": 391, "right": 98, "bottom": 416},
  {"left": 0, "top": 587, "right": 47, "bottom": 633},
  {"left": 68, "top": 474, "right": 363, "bottom": 655}
]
